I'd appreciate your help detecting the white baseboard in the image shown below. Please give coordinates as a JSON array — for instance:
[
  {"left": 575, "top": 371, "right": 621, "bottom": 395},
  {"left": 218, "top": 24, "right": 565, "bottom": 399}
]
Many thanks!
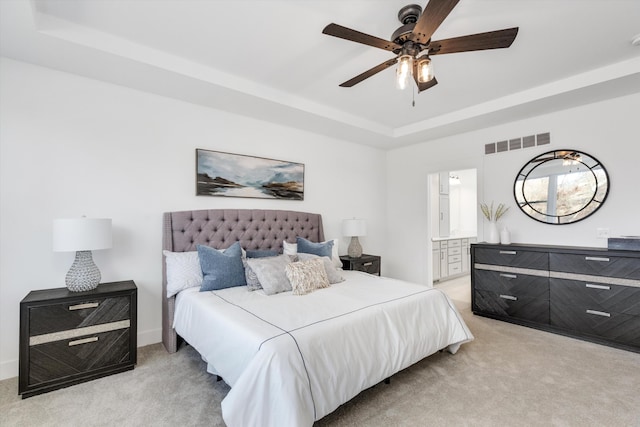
[
  {"left": 0, "top": 359, "right": 18, "bottom": 381},
  {"left": 138, "top": 327, "right": 162, "bottom": 347},
  {"left": 0, "top": 329, "right": 163, "bottom": 381}
]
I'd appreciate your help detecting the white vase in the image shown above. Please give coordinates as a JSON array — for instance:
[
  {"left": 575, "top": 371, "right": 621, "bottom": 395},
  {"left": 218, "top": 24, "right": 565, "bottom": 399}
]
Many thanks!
[
  {"left": 500, "top": 226, "right": 511, "bottom": 245},
  {"left": 487, "top": 220, "right": 500, "bottom": 244}
]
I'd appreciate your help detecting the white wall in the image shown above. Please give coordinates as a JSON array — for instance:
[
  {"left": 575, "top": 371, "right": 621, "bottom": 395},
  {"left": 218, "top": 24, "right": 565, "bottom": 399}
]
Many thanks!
[
  {"left": 0, "top": 58, "right": 387, "bottom": 379},
  {"left": 386, "top": 92, "right": 640, "bottom": 284}
]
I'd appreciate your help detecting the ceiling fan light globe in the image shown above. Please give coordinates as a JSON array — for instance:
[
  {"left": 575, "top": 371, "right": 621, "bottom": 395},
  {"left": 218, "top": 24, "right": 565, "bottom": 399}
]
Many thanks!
[
  {"left": 396, "top": 55, "right": 413, "bottom": 90},
  {"left": 417, "top": 57, "right": 434, "bottom": 83}
]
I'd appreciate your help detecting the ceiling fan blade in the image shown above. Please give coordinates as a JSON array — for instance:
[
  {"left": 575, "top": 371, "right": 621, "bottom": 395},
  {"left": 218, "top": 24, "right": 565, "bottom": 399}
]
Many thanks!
[
  {"left": 339, "top": 58, "right": 398, "bottom": 88},
  {"left": 413, "top": 74, "right": 438, "bottom": 93},
  {"left": 429, "top": 27, "right": 519, "bottom": 55},
  {"left": 323, "top": 23, "right": 401, "bottom": 52},
  {"left": 411, "top": 0, "right": 460, "bottom": 44}
]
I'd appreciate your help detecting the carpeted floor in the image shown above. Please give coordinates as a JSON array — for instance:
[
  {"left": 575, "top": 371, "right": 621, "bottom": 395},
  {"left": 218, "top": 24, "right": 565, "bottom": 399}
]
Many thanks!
[{"left": 2, "top": 277, "right": 639, "bottom": 426}]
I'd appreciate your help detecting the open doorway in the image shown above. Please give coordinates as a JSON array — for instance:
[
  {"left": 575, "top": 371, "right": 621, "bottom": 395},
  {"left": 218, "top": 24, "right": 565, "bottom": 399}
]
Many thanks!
[{"left": 428, "top": 168, "right": 477, "bottom": 286}]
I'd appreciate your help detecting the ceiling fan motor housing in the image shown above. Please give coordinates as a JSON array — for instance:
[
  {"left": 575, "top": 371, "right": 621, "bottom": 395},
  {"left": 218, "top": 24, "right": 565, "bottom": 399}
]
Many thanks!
[{"left": 392, "top": 4, "right": 424, "bottom": 46}]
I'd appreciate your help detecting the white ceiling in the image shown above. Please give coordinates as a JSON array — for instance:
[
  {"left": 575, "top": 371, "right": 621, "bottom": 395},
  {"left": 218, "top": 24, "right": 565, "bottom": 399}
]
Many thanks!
[{"left": 1, "top": 0, "right": 639, "bottom": 149}]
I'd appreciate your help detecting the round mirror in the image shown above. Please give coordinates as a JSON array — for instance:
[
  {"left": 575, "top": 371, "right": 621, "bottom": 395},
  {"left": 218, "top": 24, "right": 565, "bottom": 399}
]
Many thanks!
[{"left": 514, "top": 150, "right": 609, "bottom": 224}]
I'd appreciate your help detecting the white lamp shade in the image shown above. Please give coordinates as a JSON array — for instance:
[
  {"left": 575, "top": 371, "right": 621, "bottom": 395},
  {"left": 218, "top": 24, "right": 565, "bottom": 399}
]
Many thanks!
[
  {"left": 342, "top": 219, "right": 367, "bottom": 237},
  {"left": 53, "top": 218, "right": 112, "bottom": 252}
]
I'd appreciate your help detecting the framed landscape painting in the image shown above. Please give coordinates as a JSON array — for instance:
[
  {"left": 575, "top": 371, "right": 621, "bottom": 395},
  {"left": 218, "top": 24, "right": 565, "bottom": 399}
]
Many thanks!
[{"left": 196, "top": 149, "right": 304, "bottom": 200}]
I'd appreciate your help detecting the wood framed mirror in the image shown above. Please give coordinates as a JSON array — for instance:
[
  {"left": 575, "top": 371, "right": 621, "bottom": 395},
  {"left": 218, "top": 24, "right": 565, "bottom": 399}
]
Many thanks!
[{"left": 514, "top": 150, "right": 609, "bottom": 224}]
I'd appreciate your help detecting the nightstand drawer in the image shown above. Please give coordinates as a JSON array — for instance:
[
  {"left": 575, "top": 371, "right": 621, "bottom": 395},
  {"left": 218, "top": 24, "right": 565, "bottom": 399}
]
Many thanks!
[
  {"left": 356, "top": 259, "right": 381, "bottom": 275},
  {"left": 340, "top": 255, "right": 381, "bottom": 276},
  {"left": 550, "top": 278, "right": 640, "bottom": 316},
  {"left": 474, "top": 289, "right": 549, "bottom": 324},
  {"left": 29, "top": 296, "right": 131, "bottom": 335},
  {"left": 29, "top": 329, "right": 131, "bottom": 384}
]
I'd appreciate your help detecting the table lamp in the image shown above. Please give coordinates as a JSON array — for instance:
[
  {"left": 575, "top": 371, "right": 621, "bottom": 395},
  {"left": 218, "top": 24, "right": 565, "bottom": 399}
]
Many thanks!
[
  {"left": 342, "top": 218, "right": 366, "bottom": 258},
  {"left": 53, "top": 217, "right": 112, "bottom": 292}
]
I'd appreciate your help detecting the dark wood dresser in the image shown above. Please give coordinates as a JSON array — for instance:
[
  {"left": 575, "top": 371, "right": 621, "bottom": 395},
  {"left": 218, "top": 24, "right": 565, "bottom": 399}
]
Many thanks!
[
  {"left": 471, "top": 243, "right": 640, "bottom": 352},
  {"left": 19, "top": 280, "right": 137, "bottom": 398},
  {"left": 340, "top": 254, "right": 381, "bottom": 276}
]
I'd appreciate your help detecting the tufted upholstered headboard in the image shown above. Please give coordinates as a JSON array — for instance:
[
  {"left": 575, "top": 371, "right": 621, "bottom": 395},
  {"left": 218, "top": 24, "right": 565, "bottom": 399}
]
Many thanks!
[{"left": 162, "top": 209, "right": 325, "bottom": 353}]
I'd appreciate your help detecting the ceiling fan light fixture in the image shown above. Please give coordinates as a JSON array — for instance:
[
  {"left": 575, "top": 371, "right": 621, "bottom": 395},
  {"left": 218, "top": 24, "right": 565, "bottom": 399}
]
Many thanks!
[
  {"left": 396, "top": 54, "right": 413, "bottom": 90},
  {"left": 416, "top": 56, "right": 434, "bottom": 83}
]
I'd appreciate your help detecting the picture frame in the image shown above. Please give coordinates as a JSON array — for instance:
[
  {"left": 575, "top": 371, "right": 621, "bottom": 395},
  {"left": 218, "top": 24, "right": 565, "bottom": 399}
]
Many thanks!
[{"left": 196, "top": 149, "right": 304, "bottom": 200}]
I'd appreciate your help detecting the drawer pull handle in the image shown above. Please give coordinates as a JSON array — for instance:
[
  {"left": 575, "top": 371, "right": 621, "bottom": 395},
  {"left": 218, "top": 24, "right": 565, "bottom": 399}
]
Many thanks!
[
  {"left": 499, "top": 251, "right": 517, "bottom": 255},
  {"left": 585, "top": 256, "right": 609, "bottom": 262},
  {"left": 363, "top": 262, "right": 373, "bottom": 266},
  {"left": 586, "top": 309, "right": 610, "bottom": 318},
  {"left": 68, "top": 336, "right": 99, "bottom": 346},
  {"left": 500, "top": 273, "right": 517, "bottom": 279},
  {"left": 499, "top": 294, "right": 518, "bottom": 301},
  {"left": 69, "top": 302, "right": 99, "bottom": 311},
  {"left": 585, "top": 283, "right": 610, "bottom": 290}
]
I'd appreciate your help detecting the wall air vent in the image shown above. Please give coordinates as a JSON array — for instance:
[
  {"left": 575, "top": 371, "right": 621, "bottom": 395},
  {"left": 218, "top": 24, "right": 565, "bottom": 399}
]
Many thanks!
[{"left": 484, "top": 132, "right": 550, "bottom": 155}]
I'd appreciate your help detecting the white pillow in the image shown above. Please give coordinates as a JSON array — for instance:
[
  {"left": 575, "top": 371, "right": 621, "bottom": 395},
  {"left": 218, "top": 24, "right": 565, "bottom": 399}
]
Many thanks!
[
  {"left": 163, "top": 250, "right": 203, "bottom": 297},
  {"left": 283, "top": 240, "right": 297, "bottom": 256},
  {"left": 283, "top": 238, "right": 342, "bottom": 269}
]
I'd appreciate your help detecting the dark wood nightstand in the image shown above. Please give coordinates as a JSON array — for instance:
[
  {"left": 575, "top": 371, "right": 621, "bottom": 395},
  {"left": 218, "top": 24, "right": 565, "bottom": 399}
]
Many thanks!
[
  {"left": 340, "top": 254, "right": 381, "bottom": 276},
  {"left": 19, "top": 280, "right": 137, "bottom": 398}
]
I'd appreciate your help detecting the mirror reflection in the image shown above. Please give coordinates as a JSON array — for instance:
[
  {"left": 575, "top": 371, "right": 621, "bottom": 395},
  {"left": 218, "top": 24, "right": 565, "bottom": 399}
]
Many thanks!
[{"left": 514, "top": 150, "right": 609, "bottom": 224}]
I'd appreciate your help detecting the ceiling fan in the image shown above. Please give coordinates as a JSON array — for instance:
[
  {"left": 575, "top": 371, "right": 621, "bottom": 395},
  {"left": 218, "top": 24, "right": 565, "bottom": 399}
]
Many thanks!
[{"left": 322, "top": 0, "right": 518, "bottom": 93}]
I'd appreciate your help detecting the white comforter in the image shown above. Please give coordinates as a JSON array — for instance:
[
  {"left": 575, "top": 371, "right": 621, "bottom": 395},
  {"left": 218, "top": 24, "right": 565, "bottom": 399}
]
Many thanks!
[{"left": 173, "top": 271, "right": 473, "bottom": 426}]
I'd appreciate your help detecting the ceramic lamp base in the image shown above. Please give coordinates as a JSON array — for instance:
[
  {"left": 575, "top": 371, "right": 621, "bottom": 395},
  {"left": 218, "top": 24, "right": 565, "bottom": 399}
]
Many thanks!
[
  {"left": 347, "top": 236, "right": 363, "bottom": 258},
  {"left": 66, "top": 250, "right": 101, "bottom": 292}
]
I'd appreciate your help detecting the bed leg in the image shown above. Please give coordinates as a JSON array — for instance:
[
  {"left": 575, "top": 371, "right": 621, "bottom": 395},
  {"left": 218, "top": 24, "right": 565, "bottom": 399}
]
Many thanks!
[
  {"left": 384, "top": 378, "right": 390, "bottom": 385},
  {"left": 216, "top": 375, "right": 223, "bottom": 382}
]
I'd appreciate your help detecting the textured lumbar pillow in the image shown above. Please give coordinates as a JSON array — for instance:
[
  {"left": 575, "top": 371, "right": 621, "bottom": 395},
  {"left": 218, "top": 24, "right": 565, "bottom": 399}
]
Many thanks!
[
  {"left": 295, "top": 252, "right": 344, "bottom": 284},
  {"left": 286, "top": 258, "right": 330, "bottom": 296}
]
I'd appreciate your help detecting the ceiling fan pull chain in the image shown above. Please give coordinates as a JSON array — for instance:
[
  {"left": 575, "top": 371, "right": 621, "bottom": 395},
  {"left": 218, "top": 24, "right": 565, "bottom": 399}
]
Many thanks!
[{"left": 412, "top": 85, "right": 416, "bottom": 107}]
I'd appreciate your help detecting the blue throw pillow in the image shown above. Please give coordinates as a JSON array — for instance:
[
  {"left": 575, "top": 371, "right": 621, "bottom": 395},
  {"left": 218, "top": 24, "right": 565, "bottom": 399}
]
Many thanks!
[
  {"left": 246, "top": 249, "right": 279, "bottom": 258},
  {"left": 197, "top": 242, "right": 246, "bottom": 291},
  {"left": 296, "top": 237, "right": 333, "bottom": 259}
]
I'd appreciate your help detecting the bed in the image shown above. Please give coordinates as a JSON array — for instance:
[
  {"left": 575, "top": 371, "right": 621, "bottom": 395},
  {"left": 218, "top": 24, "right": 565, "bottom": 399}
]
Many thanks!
[{"left": 162, "top": 209, "right": 473, "bottom": 426}]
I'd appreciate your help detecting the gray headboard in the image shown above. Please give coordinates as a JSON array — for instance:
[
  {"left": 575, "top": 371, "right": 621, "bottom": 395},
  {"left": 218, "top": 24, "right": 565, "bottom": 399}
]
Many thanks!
[{"left": 162, "top": 209, "right": 325, "bottom": 353}]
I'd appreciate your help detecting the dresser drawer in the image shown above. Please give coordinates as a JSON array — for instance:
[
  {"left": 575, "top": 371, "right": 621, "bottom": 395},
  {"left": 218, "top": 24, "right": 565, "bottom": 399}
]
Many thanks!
[
  {"left": 29, "top": 329, "right": 131, "bottom": 384},
  {"left": 29, "top": 296, "right": 131, "bottom": 336},
  {"left": 474, "top": 247, "right": 548, "bottom": 270},
  {"left": 550, "top": 301, "right": 640, "bottom": 347},
  {"left": 448, "top": 254, "right": 462, "bottom": 263},
  {"left": 448, "top": 239, "right": 461, "bottom": 248},
  {"left": 474, "top": 289, "right": 549, "bottom": 323},
  {"left": 550, "top": 278, "right": 640, "bottom": 316},
  {"left": 550, "top": 253, "right": 640, "bottom": 280},
  {"left": 448, "top": 262, "right": 462, "bottom": 275},
  {"left": 448, "top": 247, "right": 462, "bottom": 256},
  {"left": 475, "top": 270, "right": 549, "bottom": 299}
]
